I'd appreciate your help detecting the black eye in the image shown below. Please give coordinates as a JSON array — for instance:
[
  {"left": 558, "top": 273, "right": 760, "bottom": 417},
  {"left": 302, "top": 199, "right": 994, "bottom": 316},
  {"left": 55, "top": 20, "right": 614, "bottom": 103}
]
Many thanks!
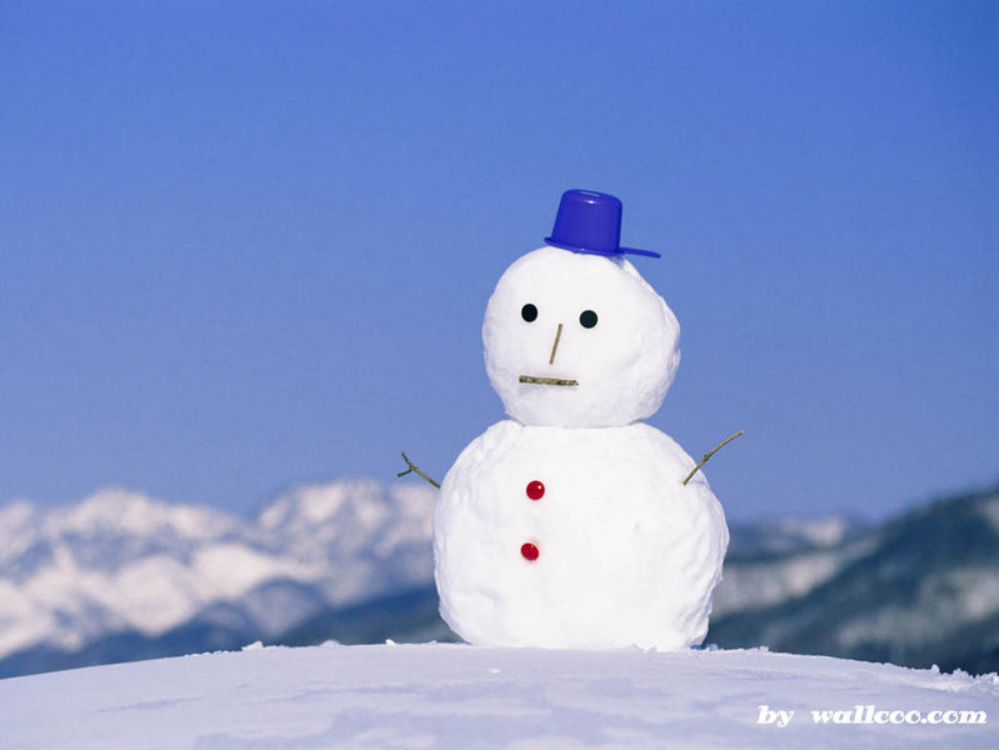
[
  {"left": 521, "top": 303, "right": 538, "bottom": 322},
  {"left": 579, "top": 310, "right": 598, "bottom": 328}
]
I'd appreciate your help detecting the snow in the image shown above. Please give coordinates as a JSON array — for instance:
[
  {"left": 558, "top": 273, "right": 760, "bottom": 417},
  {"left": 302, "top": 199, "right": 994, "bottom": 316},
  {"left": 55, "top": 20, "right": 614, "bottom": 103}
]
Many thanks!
[
  {"left": 0, "top": 643, "right": 994, "bottom": 749},
  {"left": 712, "top": 535, "right": 879, "bottom": 615},
  {"left": 437, "top": 421, "right": 726, "bottom": 650},
  {"left": 437, "top": 243, "right": 726, "bottom": 650},
  {"left": 54, "top": 488, "right": 236, "bottom": 539},
  {"left": 835, "top": 567, "right": 999, "bottom": 649},
  {"left": 0, "top": 481, "right": 438, "bottom": 664},
  {"left": 980, "top": 494, "right": 999, "bottom": 535},
  {"left": 483, "top": 246, "right": 680, "bottom": 427},
  {"left": 260, "top": 482, "right": 389, "bottom": 537},
  {"left": 771, "top": 515, "right": 858, "bottom": 548},
  {"left": 0, "top": 501, "right": 38, "bottom": 566}
]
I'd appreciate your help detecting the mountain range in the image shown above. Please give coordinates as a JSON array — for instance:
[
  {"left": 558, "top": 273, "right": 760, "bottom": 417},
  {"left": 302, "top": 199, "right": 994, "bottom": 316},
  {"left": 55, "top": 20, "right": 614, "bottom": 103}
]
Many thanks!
[
  {"left": 0, "top": 480, "right": 436, "bottom": 677},
  {"left": 1, "top": 479, "right": 996, "bottom": 678},
  {"left": 708, "top": 483, "right": 999, "bottom": 675}
]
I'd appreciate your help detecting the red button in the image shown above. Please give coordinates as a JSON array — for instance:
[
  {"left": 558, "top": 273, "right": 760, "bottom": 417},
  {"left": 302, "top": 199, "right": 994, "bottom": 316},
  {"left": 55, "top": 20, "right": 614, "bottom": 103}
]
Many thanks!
[
  {"left": 520, "top": 542, "right": 540, "bottom": 561},
  {"left": 526, "top": 481, "right": 545, "bottom": 500}
]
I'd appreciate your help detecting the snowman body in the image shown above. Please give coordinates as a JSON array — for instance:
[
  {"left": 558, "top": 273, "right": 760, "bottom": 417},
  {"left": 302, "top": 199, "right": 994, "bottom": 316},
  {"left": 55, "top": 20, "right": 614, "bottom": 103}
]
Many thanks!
[
  {"left": 434, "top": 235, "right": 729, "bottom": 650},
  {"left": 435, "top": 420, "right": 726, "bottom": 649}
]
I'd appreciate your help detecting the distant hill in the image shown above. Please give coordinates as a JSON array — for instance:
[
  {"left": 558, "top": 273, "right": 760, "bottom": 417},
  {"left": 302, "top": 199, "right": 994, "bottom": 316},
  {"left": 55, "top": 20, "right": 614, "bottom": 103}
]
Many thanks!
[
  {"left": 708, "top": 483, "right": 999, "bottom": 675},
  {"left": 0, "top": 480, "right": 438, "bottom": 677},
  {"left": 1, "top": 480, "right": 997, "bottom": 678}
]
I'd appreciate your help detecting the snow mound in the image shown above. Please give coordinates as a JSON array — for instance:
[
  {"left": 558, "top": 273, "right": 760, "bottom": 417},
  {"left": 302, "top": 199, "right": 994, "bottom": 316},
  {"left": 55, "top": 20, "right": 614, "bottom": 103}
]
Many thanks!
[{"left": 0, "top": 644, "right": 994, "bottom": 749}]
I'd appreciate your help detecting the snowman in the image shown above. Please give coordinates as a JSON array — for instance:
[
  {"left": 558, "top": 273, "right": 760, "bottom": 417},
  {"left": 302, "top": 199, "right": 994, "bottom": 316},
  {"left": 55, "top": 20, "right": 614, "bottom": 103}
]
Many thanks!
[{"left": 408, "top": 190, "right": 730, "bottom": 651}]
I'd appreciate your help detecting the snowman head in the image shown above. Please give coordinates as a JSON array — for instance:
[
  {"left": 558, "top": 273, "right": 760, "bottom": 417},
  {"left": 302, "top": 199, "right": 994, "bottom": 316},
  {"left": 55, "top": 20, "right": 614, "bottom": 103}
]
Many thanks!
[{"left": 483, "top": 245, "right": 680, "bottom": 427}]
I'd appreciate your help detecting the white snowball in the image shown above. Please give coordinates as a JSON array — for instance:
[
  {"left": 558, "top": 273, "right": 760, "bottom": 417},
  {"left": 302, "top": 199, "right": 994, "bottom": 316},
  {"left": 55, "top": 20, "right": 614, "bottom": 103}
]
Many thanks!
[
  {"left": 483, "top": 246, "right": 680, "bottom": 428},
  {"left": 435, "top": 420, "right": 728, "bottom": 650}
]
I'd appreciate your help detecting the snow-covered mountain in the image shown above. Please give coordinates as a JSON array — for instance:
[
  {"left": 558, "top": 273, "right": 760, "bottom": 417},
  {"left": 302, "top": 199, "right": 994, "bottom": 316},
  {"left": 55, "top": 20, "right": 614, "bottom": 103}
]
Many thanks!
[
  {"left": 0, "top": 481, "right": 436, "bottom": 676},
  {"left": 2, "top": 480, "right": 998, "bottom": 680},
  {"left": 708, "top": 484, "right": 999, "bottom": 675},
  {"left": 725, "top": 514, "right": 869, "bottom": 559}
]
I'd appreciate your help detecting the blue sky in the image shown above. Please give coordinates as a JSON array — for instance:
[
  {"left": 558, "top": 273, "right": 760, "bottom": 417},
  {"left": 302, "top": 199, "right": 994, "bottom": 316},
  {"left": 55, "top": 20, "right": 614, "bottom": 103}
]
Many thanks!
[{"left": 1, "top": 2, "right": 996, "bottom": 521}]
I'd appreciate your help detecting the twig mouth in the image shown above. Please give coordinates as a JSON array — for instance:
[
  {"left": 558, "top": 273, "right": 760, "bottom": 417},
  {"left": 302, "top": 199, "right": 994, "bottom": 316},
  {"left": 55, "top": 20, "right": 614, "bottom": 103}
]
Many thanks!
[{"left": 518, "top": 375, "right": 579, "bottom": 387}]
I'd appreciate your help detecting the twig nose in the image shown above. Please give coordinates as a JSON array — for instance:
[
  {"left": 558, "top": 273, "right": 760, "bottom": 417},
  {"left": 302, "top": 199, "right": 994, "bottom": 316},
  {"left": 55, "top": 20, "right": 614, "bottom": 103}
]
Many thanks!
[{"left": 549, "top": 323, "right": 564, "bottom": 365}]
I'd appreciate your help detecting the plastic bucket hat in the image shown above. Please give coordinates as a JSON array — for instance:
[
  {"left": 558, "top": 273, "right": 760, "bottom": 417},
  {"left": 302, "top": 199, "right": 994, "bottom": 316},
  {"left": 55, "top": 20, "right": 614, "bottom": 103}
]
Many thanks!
[{"left": 545, "top": 189, "right": 660, "bottom": 258}]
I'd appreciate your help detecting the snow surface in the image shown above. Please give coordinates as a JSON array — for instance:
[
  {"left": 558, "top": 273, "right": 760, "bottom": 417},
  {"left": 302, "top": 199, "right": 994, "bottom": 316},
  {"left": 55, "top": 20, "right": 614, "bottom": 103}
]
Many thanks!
[{"left": 0, "top": 643, "right": 995, "bottom": 749}]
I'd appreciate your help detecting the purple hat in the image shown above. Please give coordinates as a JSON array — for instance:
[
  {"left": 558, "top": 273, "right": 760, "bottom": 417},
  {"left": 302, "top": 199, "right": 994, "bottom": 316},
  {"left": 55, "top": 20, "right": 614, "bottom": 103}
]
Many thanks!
[{"left": 545, "top": 189, "right": 660, "bottom": 259}]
